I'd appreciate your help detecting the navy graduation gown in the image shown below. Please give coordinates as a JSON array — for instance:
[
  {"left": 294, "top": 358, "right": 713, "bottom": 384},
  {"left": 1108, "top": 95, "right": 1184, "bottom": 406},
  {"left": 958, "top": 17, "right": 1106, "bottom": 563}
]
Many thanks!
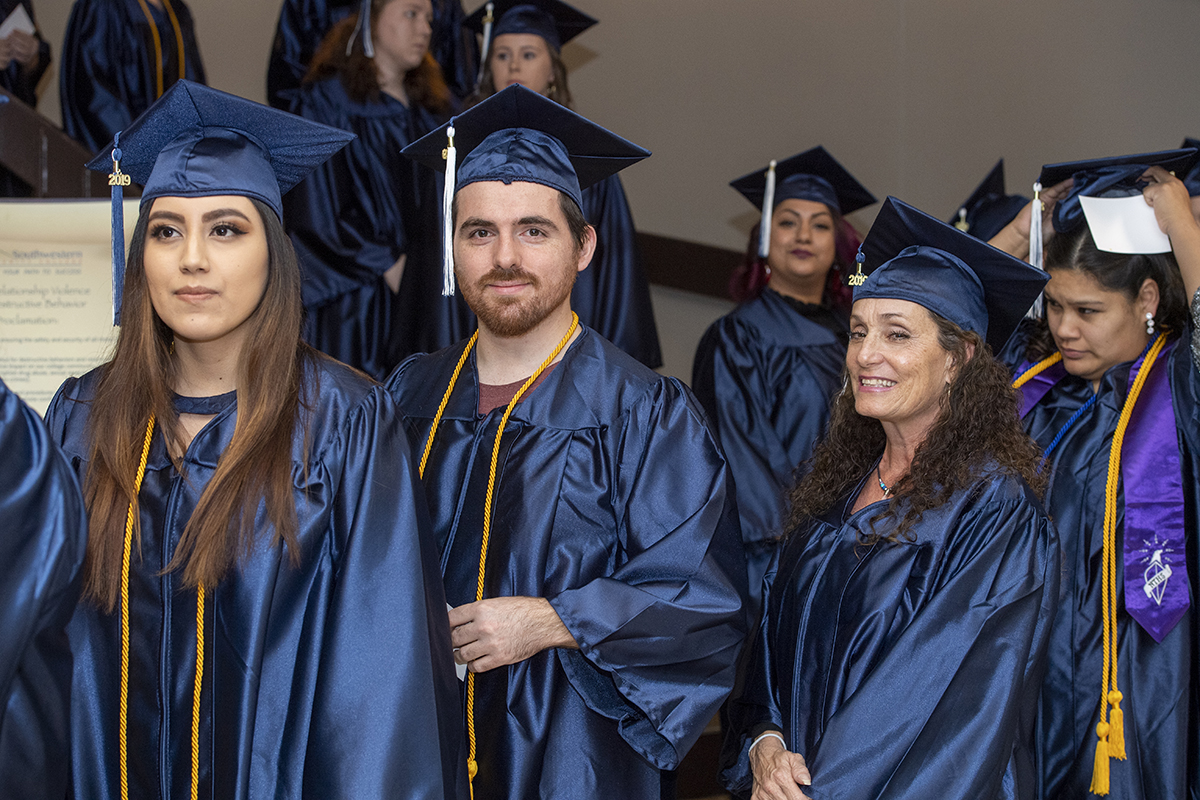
[
  {"left": 45, "top": 357, "right": 466, "bottom": 799},
  {"left": 722, "top": 472, "right": 1059, "bottom": 800},
  {"left": 386, "top": 328, "right": 749, "bottom": 799},
  {"left": 284, "top": 76, "right": 463, "bottom": 378},
  {"left": 60, "top": 0, "right": 206, "bottom": 154},
  {"left": 0, "top": 0, "right": 51, "bottom": 196},
  {"left": 1006, "top": 320, "right": 1200, "bottom": 800},
  {"left": 575, "top": 174, "right": 662, "bottom": 369},
  {"left": 692, "top": 289, "right": 846, "bottom": 608},
  {"left": 0, "top": 377, "right": 86, "bottom": 800},
  {"left": 267, "top": 0, "right": 477, "bottom": 108}
]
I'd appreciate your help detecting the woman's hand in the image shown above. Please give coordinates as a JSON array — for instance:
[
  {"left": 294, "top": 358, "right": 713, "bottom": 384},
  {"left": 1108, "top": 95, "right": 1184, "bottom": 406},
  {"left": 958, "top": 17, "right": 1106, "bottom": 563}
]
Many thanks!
[
  {"left": 0, "top": 31, "right": 39, "bottom": 70},
  {"left": 989, "top": 178, "right": 1073, "bottom": 261},
  {"left": 1143, "top": 165, "right": 1200, "bottom": 299},
  {"left": 750, "top": 734, "right": 812, "bottom": 800}
]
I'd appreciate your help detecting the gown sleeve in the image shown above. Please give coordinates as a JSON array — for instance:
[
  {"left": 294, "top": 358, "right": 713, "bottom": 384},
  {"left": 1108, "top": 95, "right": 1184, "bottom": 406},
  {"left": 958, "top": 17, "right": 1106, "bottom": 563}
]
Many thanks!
[
  {"left": 692, "top": 317, "right": 799, "bottom": 541},
  {"left": 575, "top": 175, "right": 662, "bottom": 368},
  {"left": 0, "top": 378, "right": 86, "bottom": 800},
  {"left": 60, "top": 0, "right": 131, "bottom": 153},
  {"left": 301, "top": 386, "right": 466, "bottom": 798},
  {"left": 547, "top": 378, "right": 749, "bottom": 770},
  {"left": 805, "top": 495, "right": 1058, "bottom": 800}
]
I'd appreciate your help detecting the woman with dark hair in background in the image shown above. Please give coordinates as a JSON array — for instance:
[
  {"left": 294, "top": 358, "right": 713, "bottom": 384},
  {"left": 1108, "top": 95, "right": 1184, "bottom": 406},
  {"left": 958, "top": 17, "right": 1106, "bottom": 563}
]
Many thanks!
[
  {"left": 995, "top": 149, "right": 1200, "bottom": 799},
  {"left": 60, "top": 0, "right": 206, "bottom": 154},
  {"left": 283, "top": 0, "right": 458, "bottom": 377},
  {"left": 722, "top": 198, "right": 1059, "bottom": 800},
  {"left": 458, "top": 0, "right": 662, "bottom": 367},
  {"left": 692, "top": 147, "right": 871, "bottom": 613},
  {"left": 44, "top": 80, "right": 463, "bottom": 798}
]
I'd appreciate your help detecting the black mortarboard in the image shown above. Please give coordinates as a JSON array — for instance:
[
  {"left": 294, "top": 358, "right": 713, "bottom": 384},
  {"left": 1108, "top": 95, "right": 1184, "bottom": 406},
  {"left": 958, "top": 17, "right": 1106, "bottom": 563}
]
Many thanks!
[
  {"left": 402, "top": 84, "right": 648, "bottom": 295},
  {"left": 948, "top": 159, "right": 1029, "bottom": 242},
  {"left": 465, "top": 0, "right": 596, "bottom": 56},
  {"left": 85, "top": 80, "right": 354, "bottom": 322},
  {"left": 853, "top": 197, "right": 1049, "bottom": 353},
  {"left": 1182, "top": 138, "right": 1200, "bottom": 197},
  {"left": 730, "top": 146, "right": 875, "bottom": 258},
  {"left": 1038, "top": 148, "right": 1199, "bottom": 233}
]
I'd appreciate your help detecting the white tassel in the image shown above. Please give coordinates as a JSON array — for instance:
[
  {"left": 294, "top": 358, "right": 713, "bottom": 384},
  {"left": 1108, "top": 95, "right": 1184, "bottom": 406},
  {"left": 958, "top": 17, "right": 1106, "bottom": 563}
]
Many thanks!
[
  {"left": 1027, "top": 181, "right": 1044, "bottom": 318},
  {"left": 441, "top": 125, "right": 457, "bottom": 297},
  {"left": 758, "top": 159, "right": 777, "bottom": 259},
  {"left": 476, "top": 2, "right": 495, "bottom": 86}
]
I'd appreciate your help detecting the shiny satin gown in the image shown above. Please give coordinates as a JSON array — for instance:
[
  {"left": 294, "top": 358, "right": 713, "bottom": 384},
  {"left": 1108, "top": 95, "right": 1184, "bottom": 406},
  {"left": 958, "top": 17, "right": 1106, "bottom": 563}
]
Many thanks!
[
  {"left": 1006, "top": 314, "right": 1200, "bottom": 800},
  {"left": 45, "top": 357, "right": 466, "bottom": 799},
  {"left": 721, "top": 471, "right": 1059, "bottom": 800},
  {"left": 0, "top": 377, "right": 86, "bottom": 800},
  {"left": 60, "top": 0, "right": 206, "bottom": 154},
  {"left": 386, "top": 328, "right": 748, "bottom": 799},
  {"left": 692, "top": 288, "right": 847, "bottom": 609}
]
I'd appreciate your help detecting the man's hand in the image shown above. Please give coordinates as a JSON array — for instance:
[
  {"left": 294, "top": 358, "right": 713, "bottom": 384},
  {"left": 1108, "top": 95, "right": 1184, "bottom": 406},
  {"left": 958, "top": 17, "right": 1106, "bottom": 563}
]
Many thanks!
[
  {"left": 749, "top": 735, "right": 812, "bottom": 800},
  {"left": 449, "top": 596, "right": 578, "bottom": 673}
]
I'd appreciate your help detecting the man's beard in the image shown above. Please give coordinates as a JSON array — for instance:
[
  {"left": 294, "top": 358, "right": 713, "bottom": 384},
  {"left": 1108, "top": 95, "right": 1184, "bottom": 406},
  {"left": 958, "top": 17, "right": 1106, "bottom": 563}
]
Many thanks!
[{"left": 462, "top": 264, "right": 577, "bottom": 338}]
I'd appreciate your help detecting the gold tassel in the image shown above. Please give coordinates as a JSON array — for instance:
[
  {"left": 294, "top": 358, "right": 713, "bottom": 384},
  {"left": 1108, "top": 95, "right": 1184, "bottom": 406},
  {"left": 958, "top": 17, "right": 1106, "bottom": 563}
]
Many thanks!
[
  {"left": 1108, "top": 690, "right": 1126, "bottom": 760},
  {"left": 1090, "top": 722, "right": 1111, "bottom": 795}
]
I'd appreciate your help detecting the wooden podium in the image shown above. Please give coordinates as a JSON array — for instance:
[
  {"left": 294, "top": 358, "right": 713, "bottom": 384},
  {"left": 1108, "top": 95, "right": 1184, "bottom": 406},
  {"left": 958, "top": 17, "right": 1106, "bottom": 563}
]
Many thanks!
[{"left": 0, "top": 87, "right": 111, "bottom": 198}]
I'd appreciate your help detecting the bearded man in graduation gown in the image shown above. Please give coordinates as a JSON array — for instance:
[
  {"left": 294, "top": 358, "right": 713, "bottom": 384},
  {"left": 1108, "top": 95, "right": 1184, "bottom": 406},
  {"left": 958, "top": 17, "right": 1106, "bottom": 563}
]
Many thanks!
[
  {"left": 386, "top": 85, "right": 750, "bottom": 799},
  {"left": 0, "top": 377, "right": 86, "bottom": 800}
]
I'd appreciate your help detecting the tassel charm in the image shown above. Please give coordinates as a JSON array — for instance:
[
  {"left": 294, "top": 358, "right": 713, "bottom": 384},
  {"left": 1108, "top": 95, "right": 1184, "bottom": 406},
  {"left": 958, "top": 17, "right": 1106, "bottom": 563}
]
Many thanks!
[
  {"left": 848, "top": 249, "right": 867, "bottom": 287},
  {"left": 441, "top": 124, "right": 458, "bottom": 297},
  {"left": 757, "top": 159, "right": 777, "bottom": 260},
  {"left": 1090, "top": 721, "right": 1111, "bottom": 795},
  {"left": 954, "top": 207, "right": 969, "bottom": 232}
]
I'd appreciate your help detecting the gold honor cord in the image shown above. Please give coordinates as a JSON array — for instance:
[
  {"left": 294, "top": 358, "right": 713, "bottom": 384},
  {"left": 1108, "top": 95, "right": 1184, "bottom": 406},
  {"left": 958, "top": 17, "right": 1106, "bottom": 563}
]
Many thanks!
[
  {"left": 1011, "top": 351, "right": 1063, "bottom": 389},
  {"left": 119, "top": 414, "right": 206, "bottom": 800},
  {"left": 418, "top": 314, "right": 579, "bottom": 800},
  {"left": 134, "top": 0, "right": 187, "bottom": 99},
  {"left": 1089, "top": 332, "right": 1167, "bottom": 795}
]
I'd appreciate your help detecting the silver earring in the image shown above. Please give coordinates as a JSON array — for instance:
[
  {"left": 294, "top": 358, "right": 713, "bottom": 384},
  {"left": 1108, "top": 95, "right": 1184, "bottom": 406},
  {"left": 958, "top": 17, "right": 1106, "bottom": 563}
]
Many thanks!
[{"left": 1146, "top": 312, "right": 1155, "bottom": 336}]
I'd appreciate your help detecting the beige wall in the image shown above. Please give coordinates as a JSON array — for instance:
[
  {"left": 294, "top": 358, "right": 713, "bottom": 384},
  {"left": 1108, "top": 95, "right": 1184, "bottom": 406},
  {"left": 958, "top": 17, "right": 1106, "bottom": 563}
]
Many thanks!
[{"left": 32, "top": 0, "right": 1200, "bottom": 378}]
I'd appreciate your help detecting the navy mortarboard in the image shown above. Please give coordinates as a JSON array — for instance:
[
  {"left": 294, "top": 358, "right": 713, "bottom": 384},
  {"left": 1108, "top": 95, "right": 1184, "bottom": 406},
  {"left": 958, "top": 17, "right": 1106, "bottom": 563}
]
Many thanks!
[
  {"left": 1037, "top": 148, "right": 1199, "bottom": 256},
  {"left": 949, "top": 159, "right": 1029, "bottom": 243},
  {"left": 1182, "top": 137, "right": 1200, "bottom": 197},
  {"left": 403, "top": 83, "right": 648, "bottom": 294},
  {"left": 85, "top": 79, "right": 354, "bottom": 321},
  {"left": 465, "top": 0, "right": 597, "bottom": 71},
  {"left": 854, "top": 196, "right": 1049, "bottom": 353},
  {"left": 729, "top": 145, "right": 875, "bottom": 259}
]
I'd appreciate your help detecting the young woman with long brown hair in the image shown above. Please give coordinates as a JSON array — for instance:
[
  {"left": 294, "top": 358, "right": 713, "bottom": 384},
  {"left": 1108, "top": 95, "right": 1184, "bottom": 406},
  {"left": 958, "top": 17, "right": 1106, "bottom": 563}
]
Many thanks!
[
  {"left": 44, "top": 80, "right": 464, "bottom": 799},
  {"left": 283, "top": 0, "right": 459, "bottom": 377}
]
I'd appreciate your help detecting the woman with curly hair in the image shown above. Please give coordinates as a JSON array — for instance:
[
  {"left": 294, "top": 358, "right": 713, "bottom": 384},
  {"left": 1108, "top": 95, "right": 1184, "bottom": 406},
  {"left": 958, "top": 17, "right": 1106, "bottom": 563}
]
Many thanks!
[
  {"left": 995, "top": 150, "right": 1200, "bottom": 800},
  {"left": 720, "top": 197, "right": 1060, "bottom": 800},
  {"left": 692, "top": 147, "right": 872, "bottom": 613},
  {"left": 456, "top": 0, "right": 662, "bottom": 367},
  {"left": 44, "top": 81, "right": 464, "bottom": 797},
  {"left": 283, "top": 0, "right": 459, "bottom": 377}
]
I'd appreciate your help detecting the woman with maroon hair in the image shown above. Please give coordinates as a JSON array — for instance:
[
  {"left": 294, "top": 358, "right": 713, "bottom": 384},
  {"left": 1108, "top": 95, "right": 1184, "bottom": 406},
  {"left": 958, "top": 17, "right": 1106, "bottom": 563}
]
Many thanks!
[{"left": 692, "top": 146, "right": 873, "bottom": 613}]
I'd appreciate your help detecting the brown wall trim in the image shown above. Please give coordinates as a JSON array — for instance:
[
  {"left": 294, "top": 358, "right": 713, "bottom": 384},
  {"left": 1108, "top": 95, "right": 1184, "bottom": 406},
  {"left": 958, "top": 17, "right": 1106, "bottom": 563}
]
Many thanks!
[{"left": 637, "top": 231, "right": 740, "bottom": 301}]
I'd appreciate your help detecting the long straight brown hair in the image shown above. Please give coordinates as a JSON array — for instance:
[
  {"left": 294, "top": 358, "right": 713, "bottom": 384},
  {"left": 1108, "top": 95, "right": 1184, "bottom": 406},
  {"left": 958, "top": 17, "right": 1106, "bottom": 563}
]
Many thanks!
[{"left": 82, "top": 198, "right": 314, "bottom": 611}]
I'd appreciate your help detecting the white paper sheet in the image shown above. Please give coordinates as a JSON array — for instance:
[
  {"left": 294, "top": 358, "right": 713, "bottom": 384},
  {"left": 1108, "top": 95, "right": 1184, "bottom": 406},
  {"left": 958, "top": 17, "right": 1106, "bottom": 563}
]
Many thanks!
[
  {"left": 1078, "top": 194, "right": 1172, "bottom": 254},
  {"left": 0, "top": 5, "right": 35, "bottom": 39}
]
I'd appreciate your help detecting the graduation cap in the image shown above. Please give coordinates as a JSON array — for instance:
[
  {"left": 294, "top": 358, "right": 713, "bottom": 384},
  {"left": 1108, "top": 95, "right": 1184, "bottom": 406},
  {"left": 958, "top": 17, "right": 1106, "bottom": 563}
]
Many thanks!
[
  {"left": 1038, "top": 148, "right": 1198, "bottom": 234},
  {"left": 948, "top": 159, "right": 1029, "bottom": 243},
  {"left": 465, "top": 0, "right": 597, "bottom": 76},
  {"left": 730, "top": 146, "right": 875, "bottom": 259},
  {"left": 85, "top": 80, "right": 355, "bottom": 323},
  {"left": 1181, "top": 137, "right": 1200, "bottom": 197},
  {"left": 403, "top": 84, "right": 649, "bottom": 295},
  {"left": 852, "top": 196, "right": 1049, "bottom": 353}
]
